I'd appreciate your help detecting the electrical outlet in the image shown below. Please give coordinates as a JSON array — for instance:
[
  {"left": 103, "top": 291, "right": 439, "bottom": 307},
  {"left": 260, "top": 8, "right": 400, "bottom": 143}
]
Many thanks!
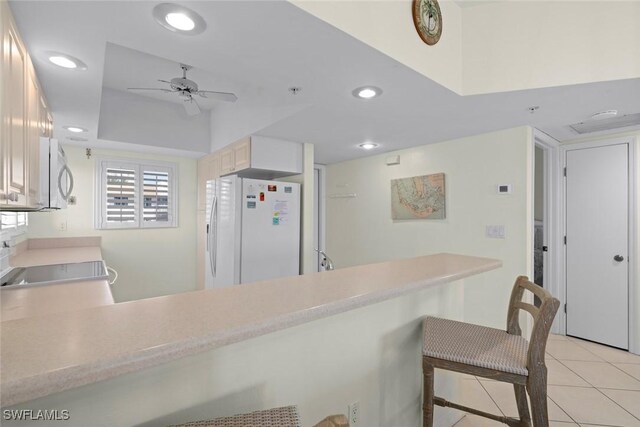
[
  {"left": 348, "top": 401, "right": 359, "bottom": 426},
  {"left": 59, "top": 221, "right": 67, "bottom": 231}
]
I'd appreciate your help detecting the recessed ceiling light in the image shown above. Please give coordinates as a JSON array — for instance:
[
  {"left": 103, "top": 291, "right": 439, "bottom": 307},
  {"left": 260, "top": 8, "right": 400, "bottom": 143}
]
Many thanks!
[
  {"left": 153, "top": 3, "right": 207, "bottom": 35},
  {"left": 63, "top": 126, "right": 87, "bottom": 133},
  {"left": 359, "top": 142, "right": 379, "bottom": 150},
  {"left": 352, "top": 86, "right": 383, "bottom": 99},
  {"left": 590, "top": 110, "right": 618, "bottom": 120},
  {"left": 165, "top": 12, "right": 195, "bottom": 31},
  {"left": 49, "top": 56, "right": 76, "bottom": 69},
  {"left": 45, "top": 52, "right": 88, "bottom": 71}
]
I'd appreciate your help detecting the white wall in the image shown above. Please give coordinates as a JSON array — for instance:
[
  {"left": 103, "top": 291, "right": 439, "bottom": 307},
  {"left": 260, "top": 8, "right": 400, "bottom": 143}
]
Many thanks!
[
  {"left": 5, "top": 280, "right": 466, "bottom": 427},
  {"left": 291, "top": 1, "right": 640, "bottom": 95},
  {"left": 27, "top": 145, "right": 198, "bottom": 302},
  {"left": 280, "top": 142, "right": 316, "bottom": 274},
  {"left": 290, "top": 0, "right": 463, "bottom": 94},
  {"left": 325, "top": 126, "right": 534, "bottom": 328},
  {"left": 462, "top": 1, "right": 640, "bottom": 95},
  {"left": 210, "top": 102, "right": 309, "bottom": 152},
  {"left": 98, "top": 88, "right": 211, "bottom": 153}
]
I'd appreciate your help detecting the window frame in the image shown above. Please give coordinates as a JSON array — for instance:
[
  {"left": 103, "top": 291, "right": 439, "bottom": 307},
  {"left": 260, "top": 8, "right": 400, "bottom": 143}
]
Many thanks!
[
  {"left": 0, "top": 212, "right": 28, "bottom": 237},
  {"left": 94, "top": 157, "right": 178, "bottom": 230}
]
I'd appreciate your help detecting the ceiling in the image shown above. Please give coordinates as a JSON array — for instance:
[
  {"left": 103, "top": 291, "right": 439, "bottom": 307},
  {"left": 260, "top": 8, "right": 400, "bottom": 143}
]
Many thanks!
[
  {"left": 102, "top": 43, "right": 240, "bottom": 112},
  {"left": 452, "top": 0, "right": 503, "bottom": 8},
  {"left": 10, "top": 0, "right": 640, "bottom": 164}
]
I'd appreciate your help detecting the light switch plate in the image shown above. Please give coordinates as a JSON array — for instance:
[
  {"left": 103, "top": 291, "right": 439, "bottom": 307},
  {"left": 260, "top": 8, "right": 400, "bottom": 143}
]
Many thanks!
[
  {"left": 486, "top": 225, "right": 506, "bottom": 239},
  {"left": 497, "top": 184, "right": 512, "bottom": 194}
]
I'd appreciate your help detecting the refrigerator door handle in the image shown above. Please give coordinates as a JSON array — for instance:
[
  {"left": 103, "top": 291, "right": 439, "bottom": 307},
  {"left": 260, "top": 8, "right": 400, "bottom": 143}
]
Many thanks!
[{"left": 208, "top": 195, "right": 217, "bottom": 277}]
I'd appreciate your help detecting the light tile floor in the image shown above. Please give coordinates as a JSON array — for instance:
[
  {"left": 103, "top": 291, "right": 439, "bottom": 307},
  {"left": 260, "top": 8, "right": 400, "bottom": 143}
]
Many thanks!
[{"left": 452, "top": 334, "right": 640, "bottom": 427}]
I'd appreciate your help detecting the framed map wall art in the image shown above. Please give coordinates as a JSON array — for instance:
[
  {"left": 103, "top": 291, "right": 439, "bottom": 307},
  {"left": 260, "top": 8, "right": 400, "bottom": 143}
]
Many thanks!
[{"left": 391, "top": 173, "right": 445, "bottom": 220}]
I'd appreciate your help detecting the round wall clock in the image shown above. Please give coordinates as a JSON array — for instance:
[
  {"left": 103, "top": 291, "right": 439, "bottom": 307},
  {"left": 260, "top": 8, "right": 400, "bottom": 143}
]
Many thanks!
[{"left": 412, "top": 0, "right": 443, "bottom": 46}]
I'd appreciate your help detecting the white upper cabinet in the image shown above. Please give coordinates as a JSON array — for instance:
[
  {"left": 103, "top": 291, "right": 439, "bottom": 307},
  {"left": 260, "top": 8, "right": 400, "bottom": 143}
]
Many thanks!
[{"left": 1, "top": 1, "right": 50, "bottom": 210}]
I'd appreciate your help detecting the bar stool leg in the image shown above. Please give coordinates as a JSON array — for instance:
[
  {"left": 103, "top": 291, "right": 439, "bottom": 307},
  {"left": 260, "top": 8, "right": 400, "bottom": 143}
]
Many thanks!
[
  {"left": 513, "top": 384, "right": 531, "bottom": 425},
  {"left": 527, "top": 375, "right": 549, "bottom": 427},
  {"left": 423, "top": 362, "right": 434, "bottom": 427}
]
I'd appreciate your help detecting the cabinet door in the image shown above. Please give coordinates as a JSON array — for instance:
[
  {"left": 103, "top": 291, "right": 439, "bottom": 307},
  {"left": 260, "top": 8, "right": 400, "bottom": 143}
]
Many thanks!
[
  {"left": 0, "top": 3, "right": 7, "bottom": 203},
  {"left": 38, "top": 96, "right": 48, "bottom": 137},
  {"left": 219, "top": 147, "right": 235, "bottom": 175},
  {"left": 46, "top": 112, "right": 53, "bottom": 138},
  {"left": 27, "top": 64, "right": 40, "bottom": 206},
  {"left": 3, "top": 18, "right": 28, "bottom": 206},
  {"left": 207, "top": 153, "right": 220, "bottom": 180},
  {"left": 197, "top": 156, "right": 210, "bottom": 211},
  {"left": 233, "top": 137, "right": 251, "bottom": 171}
]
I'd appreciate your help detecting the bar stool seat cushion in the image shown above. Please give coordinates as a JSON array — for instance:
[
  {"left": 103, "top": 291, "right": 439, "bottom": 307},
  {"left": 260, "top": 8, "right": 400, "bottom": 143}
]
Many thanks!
[
  {"left": 423, "top": 316, "right": 529, "bottom": 376},
  {"left": 170, "top": 406, "right": 300, "bottom": 427}
]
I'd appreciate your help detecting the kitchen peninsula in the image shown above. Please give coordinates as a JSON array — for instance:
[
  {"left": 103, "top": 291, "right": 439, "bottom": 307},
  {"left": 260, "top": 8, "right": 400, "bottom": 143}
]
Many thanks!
[
  {"left": 1, "top": 253, "right": 500, "bottom": 427},
  {"left": 1, "top": 237, "right": 112, "bottom": 322}
]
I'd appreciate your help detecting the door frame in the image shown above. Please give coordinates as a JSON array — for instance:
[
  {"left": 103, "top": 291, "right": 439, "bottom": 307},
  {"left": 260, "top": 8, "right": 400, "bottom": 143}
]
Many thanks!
[
  {"left": 533, "top": 130, "right": 563, "bottom": 334},
  {"left": 314, "top": 164, "right": 327, "bottom": 272},
  {"left": 560, "top": 136, "right": 637, "bottom": 353}
]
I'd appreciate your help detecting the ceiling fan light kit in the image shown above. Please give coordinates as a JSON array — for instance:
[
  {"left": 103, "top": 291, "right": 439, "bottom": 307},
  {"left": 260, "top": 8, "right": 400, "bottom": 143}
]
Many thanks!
[{"left": 127, "top": 63, "right": 238, "bottom": 116}]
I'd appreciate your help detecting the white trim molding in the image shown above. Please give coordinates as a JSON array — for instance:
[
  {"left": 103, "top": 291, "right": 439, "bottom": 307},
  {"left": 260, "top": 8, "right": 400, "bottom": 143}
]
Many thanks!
[
  {"left": 559, "top": 135, "right": 638, "bottom": 354},
  {"left": 94, "top": 156, "right": 179, "bottom": 230},
  {"left": 533, "top": 129, "right": 563, "bottom": 334}
]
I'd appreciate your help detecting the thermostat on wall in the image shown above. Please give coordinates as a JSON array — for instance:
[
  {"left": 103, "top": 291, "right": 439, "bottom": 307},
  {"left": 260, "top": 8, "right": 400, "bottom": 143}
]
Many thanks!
[{"left": 497, "top": 184, "right": 512, "bottom": 194}]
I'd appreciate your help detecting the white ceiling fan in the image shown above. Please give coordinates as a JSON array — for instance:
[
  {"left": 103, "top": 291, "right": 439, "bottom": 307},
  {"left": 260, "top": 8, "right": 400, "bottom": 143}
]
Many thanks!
[{"left": 127, "top": 63, "right": 238, "bottom": 116}]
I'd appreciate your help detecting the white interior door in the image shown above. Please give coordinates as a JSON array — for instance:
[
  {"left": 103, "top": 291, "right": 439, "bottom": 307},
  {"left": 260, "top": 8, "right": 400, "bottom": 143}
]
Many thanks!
[{"left": 566, "top": 143, "right": 629, "bottom": 349}]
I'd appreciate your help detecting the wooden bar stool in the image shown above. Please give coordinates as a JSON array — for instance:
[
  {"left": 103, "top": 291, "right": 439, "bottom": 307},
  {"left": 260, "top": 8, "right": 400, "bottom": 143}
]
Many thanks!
[
  {"left": 171, "top": 406, "right": 349, "bottom": 427},
  {"left": 422, "top": 276, "right": 559, "bottom": 427},
  {"left": 171, "top": 406, "right": 301, "bottom": 427}
]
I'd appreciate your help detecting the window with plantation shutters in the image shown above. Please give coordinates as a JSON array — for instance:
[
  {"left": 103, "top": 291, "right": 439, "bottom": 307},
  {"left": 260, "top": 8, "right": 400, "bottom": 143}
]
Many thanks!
[
  {"left": 106, "top": 167, "right": 137, "bottom": 225},
  {"left": 96, "top": 158, "right": 178, "bottom": 229},
  {"left": 143, "top": 168, "right": 171, "bottom": 224}
]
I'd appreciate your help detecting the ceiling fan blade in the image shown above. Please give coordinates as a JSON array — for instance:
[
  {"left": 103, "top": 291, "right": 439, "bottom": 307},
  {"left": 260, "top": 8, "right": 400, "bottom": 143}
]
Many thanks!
[
  {"left": 183, "top": 98, "right": 201, "bottom": 116},
  {"left": 158, "top": 79, "right": 172, "bottom": 84},
  {"left": 197, "top": 90, "right": 238, "bottom": 103},
  {"left": 127, "top": 87, "right": 173, "bottom": 92}
]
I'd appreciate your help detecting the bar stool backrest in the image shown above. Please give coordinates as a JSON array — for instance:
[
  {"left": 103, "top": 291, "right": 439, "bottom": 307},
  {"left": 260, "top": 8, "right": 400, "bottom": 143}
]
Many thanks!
[{"left": 506, "top": 276, "right": 560, "bottom": 373}]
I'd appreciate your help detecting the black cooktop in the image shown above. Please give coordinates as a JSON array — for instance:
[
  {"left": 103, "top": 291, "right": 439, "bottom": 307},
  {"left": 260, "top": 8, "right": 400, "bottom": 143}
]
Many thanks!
[{"left": 1, "top": 261, "right": 107, "bottom": 288}]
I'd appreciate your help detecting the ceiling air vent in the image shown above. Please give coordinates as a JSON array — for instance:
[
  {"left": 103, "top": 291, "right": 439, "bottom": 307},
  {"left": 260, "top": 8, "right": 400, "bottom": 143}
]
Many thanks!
[{"left": 570, "top": 113, "right": 640, "bottom": 134}]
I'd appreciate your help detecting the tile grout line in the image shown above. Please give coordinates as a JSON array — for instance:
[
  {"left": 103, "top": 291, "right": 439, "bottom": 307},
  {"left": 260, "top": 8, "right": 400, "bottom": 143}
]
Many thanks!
[
  {"left": 593, "top": 387, "right": 640, "bottom": 422},
  {"left": 546, "top": 393, "right": 579, "bottom": 425},
  {"left": 475, "top": 377, "right": 507, "bottom": 418},
  {"left": 553, "top": 344, "right": 640, "bottom": 422}
]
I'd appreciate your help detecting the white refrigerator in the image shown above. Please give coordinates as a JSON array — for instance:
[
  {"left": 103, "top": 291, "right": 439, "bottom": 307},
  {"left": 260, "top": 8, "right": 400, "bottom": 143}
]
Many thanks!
[{"left": 205, "top": 176, "right": 301, "bottom": 288}]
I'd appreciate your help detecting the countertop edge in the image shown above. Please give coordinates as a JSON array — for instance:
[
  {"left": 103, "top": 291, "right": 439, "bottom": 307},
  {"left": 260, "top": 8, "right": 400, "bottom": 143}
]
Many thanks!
[{"left": 1, "top": 257, "right": 501, "bottom": 407}]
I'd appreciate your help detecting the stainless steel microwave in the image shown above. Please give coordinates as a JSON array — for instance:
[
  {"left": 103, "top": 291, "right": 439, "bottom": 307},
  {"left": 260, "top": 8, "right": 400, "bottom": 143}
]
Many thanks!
[{"left": 39, "top": 137, "right": 73, "bottom": 210}]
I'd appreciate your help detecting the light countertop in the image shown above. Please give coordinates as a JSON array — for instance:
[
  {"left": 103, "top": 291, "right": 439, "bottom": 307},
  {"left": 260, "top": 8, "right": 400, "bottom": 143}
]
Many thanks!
[
  {"left": 0, "top": 253, "right": 500, "bottom": 407},
  {"left": 1, "top": 239, "right": 113, "bottom": 322},
  {"left": 1, "top": 279, "right": 113, "bottom": 322},
  {"left": 9, "top": 247, "right": 103, "bottom": 268}
]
